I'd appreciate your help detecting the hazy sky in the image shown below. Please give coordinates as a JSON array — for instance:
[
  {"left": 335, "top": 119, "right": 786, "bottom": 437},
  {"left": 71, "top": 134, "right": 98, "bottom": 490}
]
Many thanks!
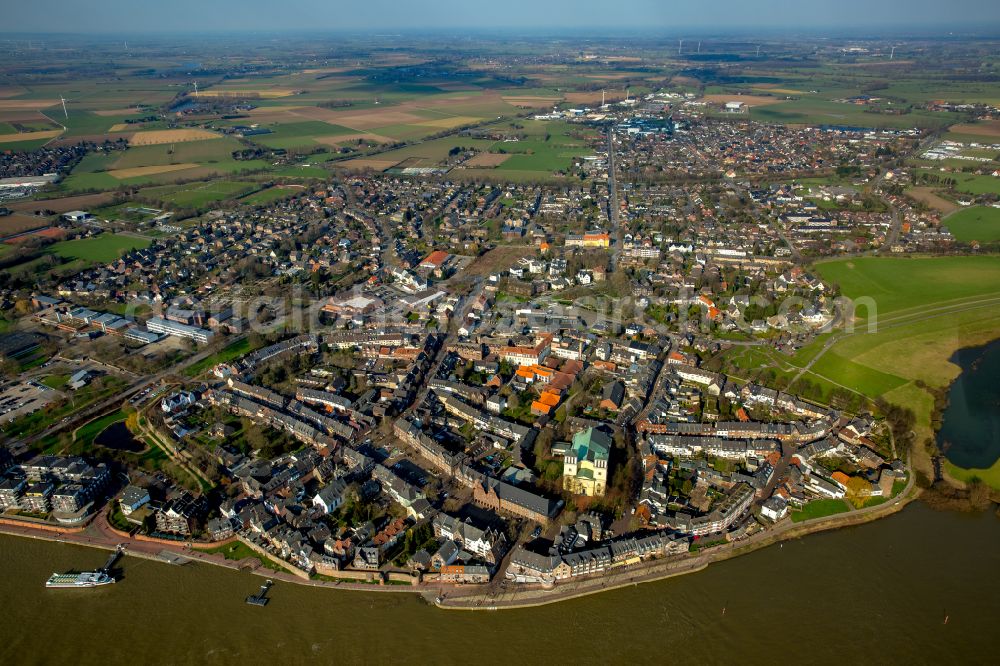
[{"left": 4, "top": 0, "right": 1000, "bottom": 33}]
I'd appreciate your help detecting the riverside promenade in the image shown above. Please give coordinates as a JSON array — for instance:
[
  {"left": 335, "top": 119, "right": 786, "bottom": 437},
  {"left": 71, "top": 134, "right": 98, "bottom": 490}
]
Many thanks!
[{"left": 0, "top": 471, "right": 917, "bottom": 610}]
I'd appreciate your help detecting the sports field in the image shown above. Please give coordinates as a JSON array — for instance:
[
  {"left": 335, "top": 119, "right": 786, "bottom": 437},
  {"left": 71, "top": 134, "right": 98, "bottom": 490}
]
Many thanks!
[
  {"left": 943, "top": 206, "right": 1000, "bottom": 243},
  {"left": 139, "top": 180, "right": 258, "bottom": 207},
  {"left": 49, "top": 233, "right": 152, "bottom": 263},
  {"left": 240, "top": 186, "right": 299, "bottom": 205}
]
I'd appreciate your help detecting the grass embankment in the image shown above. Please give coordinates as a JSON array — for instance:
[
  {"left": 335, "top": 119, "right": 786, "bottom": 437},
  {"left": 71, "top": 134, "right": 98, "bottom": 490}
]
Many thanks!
[
  {"left": 73, "top": 408, "right": 128, "bottom": 449},
  {"left": 944, "top": 459, "right": 1000, "bottom": 490},
  {"left": 195, "top": 541, "right": 292, "bottom": 573},
  {"left": 790, "top": 499, "right": 852, "bottom": 522}
]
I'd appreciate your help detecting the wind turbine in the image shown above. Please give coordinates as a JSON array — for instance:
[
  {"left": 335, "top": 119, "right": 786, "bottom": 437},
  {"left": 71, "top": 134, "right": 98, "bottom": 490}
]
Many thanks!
[
  {"left": 193, "top": 81, "right": 199, "bottom": 98},
  {"left": 60, "top": 95, "right": 68, "bottom": 119},
  {"left": 889, "top": 46, "right": 896, "bottom": 60},
  {"left": 697, "top": 41, "right": 702, "bottom": 54},
  {"left": 756, "top": 45, "right": 761, "bottom": 57},
  {"left": 678, "top": 39, "right": 684, "bottom": 55},
  {"left": 601, "top": 89, "right": 605, "bottom": 107}
]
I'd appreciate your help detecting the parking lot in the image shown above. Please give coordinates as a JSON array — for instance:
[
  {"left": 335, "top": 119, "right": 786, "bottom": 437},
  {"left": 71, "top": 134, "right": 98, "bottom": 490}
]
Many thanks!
[{"left": 0, "top": 380, "right": 59, "bottom": 424}]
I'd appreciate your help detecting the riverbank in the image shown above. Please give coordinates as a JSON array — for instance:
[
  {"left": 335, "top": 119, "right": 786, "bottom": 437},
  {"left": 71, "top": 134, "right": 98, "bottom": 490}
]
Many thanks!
[
  {"left": 434, "top": 469, "right": 918, "bottom": 610},
  {"left": 4, "top": 503, "right": 998, "bottom": 664},
  {"left": 0, "top": 468, "right": 919, "bottom": 611}
]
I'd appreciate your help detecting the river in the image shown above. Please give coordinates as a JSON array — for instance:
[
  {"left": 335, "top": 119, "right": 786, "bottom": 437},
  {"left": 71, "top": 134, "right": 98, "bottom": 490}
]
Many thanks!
[
  {"left": 1, "top": 502, "right": 997, "bottom": 665},
  {"left": 939, "top": 337, "right": 1000, "bottom": 469}
]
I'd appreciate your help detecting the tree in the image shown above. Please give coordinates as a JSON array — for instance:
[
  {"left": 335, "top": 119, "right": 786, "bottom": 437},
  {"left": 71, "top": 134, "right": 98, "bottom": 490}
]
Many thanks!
[
  {"left": 845, "top": 476, "right": 872, "bottom": 508},
  {"left": 242, "top": 418, "right": 267, "bottom": 452}
]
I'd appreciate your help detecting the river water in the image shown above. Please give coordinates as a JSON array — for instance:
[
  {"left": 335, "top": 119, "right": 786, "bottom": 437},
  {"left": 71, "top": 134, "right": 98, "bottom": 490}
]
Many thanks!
[
  {"left": 939, "top": 338, "right": 1000, "bottom": 469},
  {"left": 1, "top": 502, "right": 997, "bottom": 665}
]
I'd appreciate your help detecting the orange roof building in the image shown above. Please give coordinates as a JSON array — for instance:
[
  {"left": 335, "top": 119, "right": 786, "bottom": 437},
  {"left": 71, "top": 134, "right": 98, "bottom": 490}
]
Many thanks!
[
  {"left": 537, "top": 391, "right": 561, "bottom": 407},
  {"left": 530, "top": 401, "right": 554, "bottom": 415},
  {"left": 420, "top": 250, "right": 450, "bottom": 269},
  {"left": 515, "top": 366, "right": 536, "bottom": 381},
  {"left": 831, "top": 471, "right": 852, "bottom": 488}
]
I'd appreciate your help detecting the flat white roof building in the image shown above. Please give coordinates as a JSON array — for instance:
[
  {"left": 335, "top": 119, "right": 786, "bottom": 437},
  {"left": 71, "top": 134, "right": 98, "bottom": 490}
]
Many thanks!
[{"left": 145, "top": 316, "right": 214, "bottom": 345}]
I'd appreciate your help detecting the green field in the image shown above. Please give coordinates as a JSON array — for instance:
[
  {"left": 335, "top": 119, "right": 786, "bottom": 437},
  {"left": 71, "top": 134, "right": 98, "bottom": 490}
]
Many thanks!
[
  {"left": 816, "top": 256, "right": 1000, "bottom": 316},
  {"left": 239, "top": 186, "right": 299, "bottom": 205},
  {"left": 722, "top": 256, "right": 1000, "bottom": 486},
  {"left": 195, "top": 540, "right": 291, "bottom": 572},
  {"left": 266, "top": 164, "right": 331, "bottom": 178},
  {"left": 751, "top": 98, "right": 959, "bottom": 129},
  {"left": 350, "top": 119, "right": 593, "bottom": 177},
  {"left": 40, "top": 374, "right": 69, "bottom": 389},
  {"left": 49, "top": 233, "right": 152, "bottom": 263},
  {"left": 111, "top": 138, "right": 240, "bottom": 169},
  {"left": 58, "top": 140, "right": 272, "bottom": 192},
  {"left": 790, "top": 499, "right": 851, "bottom": 522},
  {"left": 806, "top": 257, "right": 1000, "bottom": 485},
  {"left": 943, "top": 207, "right": 1000, "bottom": 243},
  {"left": 140, "top": 180, "right": 258, "bottom": 207},
  {"left": 61, "top": 109, "right": 140, "bottom": 137},
  {"left": 916, "top": 169, "right": 1000, "bottom": 196},
  {"left": 0, "top": 136, "right": 56, "bottom": 151}
]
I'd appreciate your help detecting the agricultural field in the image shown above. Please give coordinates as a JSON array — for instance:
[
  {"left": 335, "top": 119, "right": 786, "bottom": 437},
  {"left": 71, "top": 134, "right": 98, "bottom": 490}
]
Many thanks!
[
  {"left": 750, "top": 98, "right": 958, "bottom": 129},
  {"left": 128, "top": 128, "right": 221, "bottom": 145},
  {"left": 58, "top": 137, "right": 271, "bottom": 191},
  {"left": 946, "top": 120, "right": 1000, "bottom": 138},
  {"left": 914, "top": 169, "right": 1000, "bottom": 196},
  {"left": 340, "top": 119, "right": 595, "bottom": 179},
  {"left": 241, "top": 121, "right": 357, "bottom": 150},
  {"left": 905, "top": 186, "right": 959, "bottom": 215},
  {"left": 942, "top": 206, "right": 1000, "bottom": 243},
  {"left": 817, "top": 255, "right": 1000, "bottom": 315},
  {"left": 0, "top": 214, "right": 49, "bottom": 237},
  {"left": 48, "top": 233, "right": 152, "bottom": 263}
]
